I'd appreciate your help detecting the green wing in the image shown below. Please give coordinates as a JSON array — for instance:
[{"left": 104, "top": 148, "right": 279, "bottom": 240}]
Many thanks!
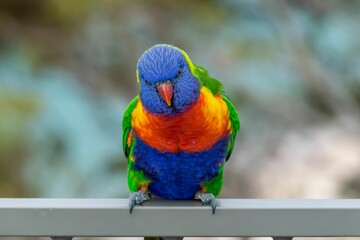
[
  {"left": 221, "top": 93, "right": 240, "bottom": 161},
  {"left": 193, "top": 64, "right": 240, "bottom": 161},
  {"left": 122, "top": 95, "right": 139, "bottom": 158},
  {"left": 122, "top": 96, "right": 152, "bottom": 192}
]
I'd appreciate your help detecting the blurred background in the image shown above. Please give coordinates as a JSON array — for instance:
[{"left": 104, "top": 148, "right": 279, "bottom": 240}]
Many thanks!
[{"left": 0, "top": 0, "right": 360, "bottom": 239}]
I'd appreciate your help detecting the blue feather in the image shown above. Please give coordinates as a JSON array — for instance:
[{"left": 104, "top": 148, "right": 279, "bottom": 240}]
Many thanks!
[{"left": 132, "top": 134, "right": 229, "bottom": 199}]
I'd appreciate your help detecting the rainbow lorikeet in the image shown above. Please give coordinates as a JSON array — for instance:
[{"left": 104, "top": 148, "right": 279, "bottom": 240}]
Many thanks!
[{"left": 122, "top": 44, "right": 240, "bottom": 213}]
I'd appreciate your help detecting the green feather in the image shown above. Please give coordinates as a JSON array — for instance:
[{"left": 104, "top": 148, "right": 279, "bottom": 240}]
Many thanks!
[
  {"left": 221, "top": 93, "right": 240, "bottom": 161},
  {"left": 193, "top": 64, "right": 223, "bottom": 95},
  {"left": 203, "top": 163, "right": 224, "bottom": 196},
  {"left": 122, "top": 95, "right": 139, "bottom": 158}
]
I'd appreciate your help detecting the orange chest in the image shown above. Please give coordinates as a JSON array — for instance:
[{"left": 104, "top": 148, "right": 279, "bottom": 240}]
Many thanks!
[{"left": 131, "top": 88, "right": 231, "bottom": 153}]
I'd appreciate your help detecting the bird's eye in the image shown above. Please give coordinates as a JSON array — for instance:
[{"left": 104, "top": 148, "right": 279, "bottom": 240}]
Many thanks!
[
  {"left": 145, "top": 80, "right": 151, "bottom": 86},
  {"left": 177, "top": 67, "right": 182, "bottom": 78}
]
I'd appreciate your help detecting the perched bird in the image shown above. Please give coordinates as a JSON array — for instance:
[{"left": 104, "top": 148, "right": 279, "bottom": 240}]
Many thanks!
[{"left": 122, "top": 44, "right": 240, "bottom": 213}]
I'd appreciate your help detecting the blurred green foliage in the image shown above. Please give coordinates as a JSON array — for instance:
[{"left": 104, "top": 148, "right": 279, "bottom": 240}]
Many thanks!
[{"left": 0, "top": 91, "right": 38, "bottom": 196}]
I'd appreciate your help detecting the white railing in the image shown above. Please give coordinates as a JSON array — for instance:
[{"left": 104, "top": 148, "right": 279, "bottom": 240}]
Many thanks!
[{"left": 1, "top": 199, "right": 360, "bottom": 239}]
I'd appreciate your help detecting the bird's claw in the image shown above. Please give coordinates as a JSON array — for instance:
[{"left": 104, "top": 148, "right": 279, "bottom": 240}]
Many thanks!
[
  {"left": 196, "top": 192, "right": 217, "bottom": 214},
  {"left": 128, "top": 191, "right": 150, "bottom": 213}
]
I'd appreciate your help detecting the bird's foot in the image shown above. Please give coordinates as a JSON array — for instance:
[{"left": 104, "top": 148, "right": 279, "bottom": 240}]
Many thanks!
[
  {"left": 128, "top": 191, "right": 150, "bottom": 214},
  {"left": 195, "top": 192, "right": 217, "bottom": 214}
]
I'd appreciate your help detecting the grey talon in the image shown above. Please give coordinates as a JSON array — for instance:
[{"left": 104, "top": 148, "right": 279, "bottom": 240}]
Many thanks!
[
  {"left": 128, "top": 191, "right": 150, "bottom": 213},
  {"left": 196, "top": 192, "right": 217, "bottom": 214},
  {"left": 210, "top": 199, "right": 217, "bottom": 214}
]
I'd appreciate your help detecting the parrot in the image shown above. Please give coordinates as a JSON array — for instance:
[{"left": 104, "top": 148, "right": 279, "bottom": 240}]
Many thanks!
[{"left": 122, "top": 44, "right": 240, "bottom": 214}]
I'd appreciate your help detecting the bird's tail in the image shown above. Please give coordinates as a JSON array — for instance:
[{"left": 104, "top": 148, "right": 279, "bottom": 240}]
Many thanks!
[{"left": 145, "top": 237, "right": 183, "bottom": 240}]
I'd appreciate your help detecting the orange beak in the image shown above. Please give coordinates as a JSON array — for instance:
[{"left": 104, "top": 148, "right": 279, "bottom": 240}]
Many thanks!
[{"left": 156, "top": 81, "right": 173, "bottom": 106}]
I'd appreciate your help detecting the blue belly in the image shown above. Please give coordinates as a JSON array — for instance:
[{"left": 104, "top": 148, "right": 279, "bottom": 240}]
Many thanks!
[{"left": 132, "top": 135, "right": 228, "bottom": 199}]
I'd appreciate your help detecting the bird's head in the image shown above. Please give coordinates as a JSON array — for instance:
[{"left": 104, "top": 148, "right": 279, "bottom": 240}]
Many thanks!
[{"left": 136, "top": 44, "right": 200, "bottom": 115}]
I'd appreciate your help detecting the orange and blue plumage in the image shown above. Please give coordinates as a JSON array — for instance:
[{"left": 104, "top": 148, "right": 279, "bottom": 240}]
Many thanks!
[{"left": 122, "top": 44, "right": 240, "bottom": 203}]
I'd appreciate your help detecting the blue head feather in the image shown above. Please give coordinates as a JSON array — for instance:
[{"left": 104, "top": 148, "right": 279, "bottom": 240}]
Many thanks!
[{"left": 137, "top": 45, "right": 200, "bottom": 115}]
